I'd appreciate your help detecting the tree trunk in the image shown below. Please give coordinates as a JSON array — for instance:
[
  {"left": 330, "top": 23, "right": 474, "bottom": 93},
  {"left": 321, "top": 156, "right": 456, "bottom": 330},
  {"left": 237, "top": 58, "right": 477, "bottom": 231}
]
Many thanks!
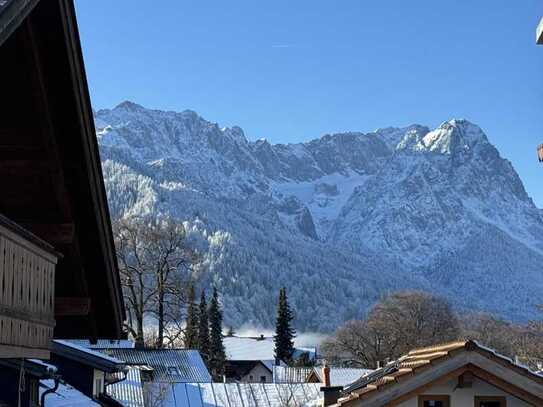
[
  {"left": 135, "top": 313, "right": 145, "bottom": 349},
  {"left": 156, "top": 289, "right": 165, "bottom": 348}
]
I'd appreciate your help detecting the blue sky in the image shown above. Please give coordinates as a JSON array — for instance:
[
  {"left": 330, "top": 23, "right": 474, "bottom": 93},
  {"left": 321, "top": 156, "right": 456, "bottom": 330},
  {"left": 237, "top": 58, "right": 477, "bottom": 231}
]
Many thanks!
[{"left": 76, "top": 1, "right": 543, "bottom": 206}]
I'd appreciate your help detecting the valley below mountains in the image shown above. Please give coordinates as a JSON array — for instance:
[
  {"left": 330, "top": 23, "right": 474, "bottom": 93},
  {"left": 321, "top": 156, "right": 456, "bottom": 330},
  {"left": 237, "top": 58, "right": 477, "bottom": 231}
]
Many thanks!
[{"left": 96, "top": 101, "right": 543, "bottom": 331}]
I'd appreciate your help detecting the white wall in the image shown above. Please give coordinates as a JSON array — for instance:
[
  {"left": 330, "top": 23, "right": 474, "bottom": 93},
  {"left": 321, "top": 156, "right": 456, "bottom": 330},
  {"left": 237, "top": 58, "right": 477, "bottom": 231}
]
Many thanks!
[
  {"left": 243, "top": 364, "right": 273, "bottom": 383},
  {"left": 92, "top": 369, "right": 105, "bottom": 397},
  {"left": 396, "top": 377, "right": 531, "bottom": 407}
]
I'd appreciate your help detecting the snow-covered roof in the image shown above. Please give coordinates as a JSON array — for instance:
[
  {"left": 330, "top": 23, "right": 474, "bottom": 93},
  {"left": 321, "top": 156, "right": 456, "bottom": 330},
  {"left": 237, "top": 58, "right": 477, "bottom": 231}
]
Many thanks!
[
  {"left": 53, "top": 339, "right": 123, "bottom": 365},
  {"left": 109, "top": 381, "right": 322, "bottom": 407},
  {"left": 27, "top": 359, "right": 58, "bottom": 374},
  {"left": 101, "top": 348, "right": 211, "bottom": 383},
  {"left": 312, "top": 367, "right": 373, "bottom": 387},
  {"left": 223, "top": 336, "right": 316, "bottom": 363},
  {"left": 66, "top": 339, "right": 135, "bottom": 349},
  {"left": 39, "top": 380, "right": 99, "bottom": 406}
]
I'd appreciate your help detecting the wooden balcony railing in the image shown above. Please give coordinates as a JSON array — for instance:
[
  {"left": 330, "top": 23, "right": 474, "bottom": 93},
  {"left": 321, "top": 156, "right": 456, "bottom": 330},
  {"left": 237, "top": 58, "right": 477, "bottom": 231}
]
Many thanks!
[{"left": 0, "top": 214, "right": 59, "bottom": 359}]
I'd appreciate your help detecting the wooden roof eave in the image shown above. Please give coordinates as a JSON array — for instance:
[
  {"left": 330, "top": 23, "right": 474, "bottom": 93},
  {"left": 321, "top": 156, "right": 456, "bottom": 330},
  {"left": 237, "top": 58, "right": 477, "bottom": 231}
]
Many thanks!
[
  {"left": 0, "top": 0, "right": 39, "bottom": 46},
  {"left": 56, "top": 0, "right": 126, "bottom": 335}
]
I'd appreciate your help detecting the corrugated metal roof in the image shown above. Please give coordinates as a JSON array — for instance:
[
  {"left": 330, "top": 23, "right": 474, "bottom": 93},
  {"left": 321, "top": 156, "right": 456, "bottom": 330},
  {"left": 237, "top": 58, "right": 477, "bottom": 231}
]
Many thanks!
[
  {"left": 54, "top": 340, "right": 125, "bottom": 364},
  {"left": 108, "top": 381, "right": 322, "bottom": 406},
  {"left": 66, "top": 339, "right": 135, "bottom": 349},
  {"left": 273, "top": 366, "right": 314, "bottom": 383},
  {"left": 312, "top": 367, "right": 373, "bottom": 387},
  {"left": 100, "top": 349, "right": 211, "bottom": 383},
  {"left": 107, "top": 367, "right": 145, "bottom": 407}
]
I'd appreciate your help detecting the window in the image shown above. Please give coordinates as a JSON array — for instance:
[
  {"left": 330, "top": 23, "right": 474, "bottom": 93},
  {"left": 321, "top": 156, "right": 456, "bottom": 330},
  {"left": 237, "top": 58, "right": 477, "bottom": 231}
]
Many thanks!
[
  {"left": 474, "top": 396, "right": 506, "bottom": 407},
  {"left": 418, "top": 395, "right": 450, "bottom": 407},
  {"left": 249, "top": 375, "right": 254, "bottom": 381},
  {"left": 260, "top": 375, "right": 267, "bottom": 383},
  {"left": 168, "top": 366, "right": 180, "bottom": 375}
]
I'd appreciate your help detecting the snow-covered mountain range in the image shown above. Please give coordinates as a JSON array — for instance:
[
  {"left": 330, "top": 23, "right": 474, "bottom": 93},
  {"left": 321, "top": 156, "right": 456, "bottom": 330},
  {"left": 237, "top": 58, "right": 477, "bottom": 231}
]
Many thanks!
[{"left": 96, "top": 101, "right": 543, "bottom": 331}]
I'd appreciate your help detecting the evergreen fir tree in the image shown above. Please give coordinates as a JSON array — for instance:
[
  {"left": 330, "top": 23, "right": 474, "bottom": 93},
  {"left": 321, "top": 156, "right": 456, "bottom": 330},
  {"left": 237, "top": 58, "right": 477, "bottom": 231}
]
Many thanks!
[
  {"left": 184, "top": 284, "right": 199, "bottom": 349},
  {"left": 198, "top": 290, "right": 210, "bottom": 363},
  {"left": 274, "top": 287, "right": 296, "bottom": 363},
  {"left": 208, "top": 287, "right": 226, "bottom": 379}
]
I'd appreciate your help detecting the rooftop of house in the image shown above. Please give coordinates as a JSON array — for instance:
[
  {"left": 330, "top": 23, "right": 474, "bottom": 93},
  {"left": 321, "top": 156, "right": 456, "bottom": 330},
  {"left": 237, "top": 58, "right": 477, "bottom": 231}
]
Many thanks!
[
  {"left": 66, "top": 339, "right": 135, "bottom": 349},
  {"left": 223, "top": 335, "right": 316, "bottom": 363},
  {"left": 52, "top": 340, "right": 126, "bottom": 374},
  {"left": 0, "top": 0, "right": 125, "bottom": 339},
  {"left": 225, "top": 360, "right": 272, "bottom": 380},
  {"left": 40, "top": 380, "right": 99, "bottom": 407},
  {"left": 98, "top": 348, "right": 212, "bottom": 383},
  {"left": 107, "top": 367, "right": 145, "bottom": 407},
  {"left": 337, "top": 340, "right": 543, "bottom": 406},
  {"left": 108, "top": 379, "right": 322, "bottom": 407},
  {"left": 312, "top": 367, "right": 374, "bottom": 387}
]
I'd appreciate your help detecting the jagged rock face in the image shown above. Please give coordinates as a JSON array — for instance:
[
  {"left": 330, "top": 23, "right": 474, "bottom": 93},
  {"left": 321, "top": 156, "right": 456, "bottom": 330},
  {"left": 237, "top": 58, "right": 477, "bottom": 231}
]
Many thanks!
[{"left": 96, "top": 103, "right": 543, "bottom": 330}]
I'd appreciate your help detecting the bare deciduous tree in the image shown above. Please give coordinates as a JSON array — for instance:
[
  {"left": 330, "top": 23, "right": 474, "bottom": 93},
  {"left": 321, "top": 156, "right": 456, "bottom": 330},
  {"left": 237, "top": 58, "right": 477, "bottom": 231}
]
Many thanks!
[
  {"left": 321, "top": 290, "right": 460, "bottom": 367},
  {"left": 113, "top": 216, "right": 197, "bottom": 348},
  {"left": 461, "top": 312, "right": 543, "bottom": 369}
]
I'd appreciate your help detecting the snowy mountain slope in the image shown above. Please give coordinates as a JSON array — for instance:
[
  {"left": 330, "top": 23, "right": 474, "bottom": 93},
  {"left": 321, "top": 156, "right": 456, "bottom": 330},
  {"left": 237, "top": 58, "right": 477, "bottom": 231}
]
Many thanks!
[{"left": 96, "top": 102, "right": 543, "bottom": 330}]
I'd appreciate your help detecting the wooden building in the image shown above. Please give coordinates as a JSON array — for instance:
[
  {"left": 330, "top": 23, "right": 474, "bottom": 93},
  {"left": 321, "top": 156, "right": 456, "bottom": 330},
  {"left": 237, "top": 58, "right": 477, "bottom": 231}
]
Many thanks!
[
  {"left": 0, "top": 0, "right": 124, "bottom": 360},
  {"left": 331, "top": 341, "right": 543, "bottom": 407}
]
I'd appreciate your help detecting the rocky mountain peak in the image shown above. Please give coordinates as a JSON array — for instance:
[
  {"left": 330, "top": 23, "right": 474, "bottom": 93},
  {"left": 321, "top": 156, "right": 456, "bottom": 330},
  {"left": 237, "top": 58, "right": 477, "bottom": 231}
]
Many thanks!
[{"left": 95, "top": 103, "right": 543, "bottom": 330}]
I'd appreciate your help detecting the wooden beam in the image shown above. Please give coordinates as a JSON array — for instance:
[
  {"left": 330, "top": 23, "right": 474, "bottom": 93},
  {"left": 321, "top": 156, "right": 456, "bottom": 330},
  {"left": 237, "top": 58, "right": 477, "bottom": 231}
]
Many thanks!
[
  {"left": 457, "top": 371, "right": 473, "bottom": 388},
  {"left": 20, "top": 222, "right": 75, "bottom": 245},
  {"left": 55, "top": 297, "right": 91, "bottom": 316},
  {"left": 470, "top": 364, "right": 543, "bottom": 406},
  {"left": 23, "top": 18, "right": 73, "bottom": 221},
  {"left": 0, "top": 145, "right": 44, "bottom": 159},
  {"left": 386, "top": 366, "right": 470, "bottom": 407},
  {"left": 0, "top": 344, "right": 50, "bottom": 359}
]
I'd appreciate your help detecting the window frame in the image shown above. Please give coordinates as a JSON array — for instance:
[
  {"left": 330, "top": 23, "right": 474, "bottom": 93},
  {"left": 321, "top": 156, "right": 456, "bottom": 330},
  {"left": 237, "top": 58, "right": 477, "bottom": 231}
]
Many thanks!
[
  {"left": 474, "top": 396, "right": 507, "bottom": 407},
  {"left": 418, "top": 395, "right": 451, "bottom": 407},
  {"left": 168, "top": 366, "right": 180, "bottom": 376}
]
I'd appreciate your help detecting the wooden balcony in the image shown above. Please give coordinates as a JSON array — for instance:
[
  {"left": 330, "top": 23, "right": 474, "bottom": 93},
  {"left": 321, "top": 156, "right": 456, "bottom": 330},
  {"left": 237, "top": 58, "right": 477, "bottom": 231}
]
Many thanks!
[{"left": 0, "top": 214, "right": 58, "bottom": 359}]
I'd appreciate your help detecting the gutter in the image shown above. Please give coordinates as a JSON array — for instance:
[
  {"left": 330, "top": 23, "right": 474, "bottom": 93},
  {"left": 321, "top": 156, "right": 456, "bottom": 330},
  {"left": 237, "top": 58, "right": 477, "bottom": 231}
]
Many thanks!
[{"left": 40, "top": 378, "right": 59, "bottom": 407}]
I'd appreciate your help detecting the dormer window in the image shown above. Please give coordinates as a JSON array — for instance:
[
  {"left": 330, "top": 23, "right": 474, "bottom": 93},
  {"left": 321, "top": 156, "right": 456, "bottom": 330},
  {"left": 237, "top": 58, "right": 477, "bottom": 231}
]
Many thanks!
[{"left": 168, "top": 366, "right": 180, "bottom": 375}]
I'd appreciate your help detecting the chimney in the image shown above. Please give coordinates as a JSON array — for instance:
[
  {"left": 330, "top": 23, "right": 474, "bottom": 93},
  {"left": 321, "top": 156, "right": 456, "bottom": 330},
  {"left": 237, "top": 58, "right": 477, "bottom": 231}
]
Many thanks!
[
  {"left": 320, "top": 365, "right": 343, "bottom": 407},
  {"left": 323, "top": 365, "right": 330, "bottom": 387}
]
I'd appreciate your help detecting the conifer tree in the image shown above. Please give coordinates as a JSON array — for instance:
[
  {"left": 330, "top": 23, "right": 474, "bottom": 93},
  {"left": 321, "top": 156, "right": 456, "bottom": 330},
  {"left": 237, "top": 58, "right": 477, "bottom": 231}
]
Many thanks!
[
  {"left": 274, "top": 287, "right": 296, "bottom": 363},
  {"left": 208, "top": 287, "right": 226, "bottom": 379},
  {"left": 198, "top": 290, "right": 210, "bottom": 363},
  {"left": 184, "top": 284, "right": 199, "bottom": 349}
]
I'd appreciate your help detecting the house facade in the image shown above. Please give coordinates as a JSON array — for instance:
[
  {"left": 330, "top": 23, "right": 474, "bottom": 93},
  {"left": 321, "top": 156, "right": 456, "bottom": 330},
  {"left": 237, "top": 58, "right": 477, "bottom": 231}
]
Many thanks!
[
  {"left": 224, "top": 360, "right": 274, "bottom": 383},
  {"left": 332, "top": 341, "right": 543, "bottom": 407},
  {"left": 0, "top": 0, "right": 126, "bottom": 404}
]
